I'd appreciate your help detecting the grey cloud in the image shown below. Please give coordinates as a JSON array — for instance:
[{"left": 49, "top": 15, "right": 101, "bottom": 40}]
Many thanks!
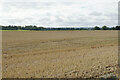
[
  {"left": 1, "top": 2, "right": 78, "bottom": 11},
  {"left": 0, "top": 0, "right": 118, "bottom": 27},
  {"left": 104, "top": 12, "right": 118, "bottom": 20},
  {"left": 90, "top": 12, "right": 103, "bottom": 16}
]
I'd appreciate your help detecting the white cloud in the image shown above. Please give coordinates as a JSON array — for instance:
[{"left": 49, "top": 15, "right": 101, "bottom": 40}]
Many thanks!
[{"left": 0, "top": 0, "right": 119, "bottom": 27}]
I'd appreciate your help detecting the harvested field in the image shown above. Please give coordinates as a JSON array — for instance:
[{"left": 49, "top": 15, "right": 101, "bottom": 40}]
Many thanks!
[{"left": 2, "top": 30, "right": 118, "bottom": 78}]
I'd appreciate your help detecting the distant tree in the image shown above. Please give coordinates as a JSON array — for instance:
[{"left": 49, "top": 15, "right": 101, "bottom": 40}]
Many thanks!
[
  {"left": 17, "top": 26, "right": 22, "bottom": 30},
  {"left": 115, "top": 26, "right": 120, "bottom": 30},
  {"left": 102, "top": 26, "right": 108, "bottom": 30},
  {"left": 24, "top": 25, "right": 38, "bottom": 30},
  {"left": 0, "top": 25, "right": 3, "bottom": 30},
  {"left": 1, "top": 25, "right": 120, "bottom": 30},
  {"left": 111, "top": 27, "right": 116, "bottom": 30},
  {"left": 38, "top": 27, "right": 44, "bottom": 30},
  {"left": 93, "top": 26, "right": 101, "bottom": 30}
]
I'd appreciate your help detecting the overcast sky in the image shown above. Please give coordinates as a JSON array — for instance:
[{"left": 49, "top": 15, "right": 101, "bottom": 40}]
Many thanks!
[{"left": 0, "top": 0, "right": 119, "bottom": 27}]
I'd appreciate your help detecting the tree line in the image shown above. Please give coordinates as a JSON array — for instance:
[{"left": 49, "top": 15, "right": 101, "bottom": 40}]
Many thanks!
[{"left": 0, "top": 25, "right": 120, "bottom": 30}]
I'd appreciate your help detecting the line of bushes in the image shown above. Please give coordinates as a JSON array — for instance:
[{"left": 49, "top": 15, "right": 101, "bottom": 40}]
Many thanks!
[{"left": 0, "top": 25, "right": 120, "bottom": 30}]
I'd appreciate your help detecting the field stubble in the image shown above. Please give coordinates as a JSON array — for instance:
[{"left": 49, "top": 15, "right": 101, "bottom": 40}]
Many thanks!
[{"left": 2, "top": 30, "right": 118, "bottom": 78}]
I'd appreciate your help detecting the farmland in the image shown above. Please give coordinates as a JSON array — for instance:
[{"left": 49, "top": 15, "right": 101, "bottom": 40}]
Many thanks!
[{"left": 2, "top": 30, "right": 118, "bottom": 78}]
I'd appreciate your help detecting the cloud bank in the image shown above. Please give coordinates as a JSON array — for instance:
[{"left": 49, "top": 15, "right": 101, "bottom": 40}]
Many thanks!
[{"left": 0, "top": 0, "right": 119, "bottom": 27}]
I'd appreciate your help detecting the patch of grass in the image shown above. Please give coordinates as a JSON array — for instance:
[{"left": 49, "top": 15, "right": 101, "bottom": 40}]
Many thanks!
[{"left": 1, "top": 30, "right": 30, "bottom": 31}]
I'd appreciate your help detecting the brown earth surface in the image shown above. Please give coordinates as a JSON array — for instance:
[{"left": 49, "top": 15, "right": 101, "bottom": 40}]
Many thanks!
[{"left": 2, "top": 30, "right": 118, "bottom": 78}]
